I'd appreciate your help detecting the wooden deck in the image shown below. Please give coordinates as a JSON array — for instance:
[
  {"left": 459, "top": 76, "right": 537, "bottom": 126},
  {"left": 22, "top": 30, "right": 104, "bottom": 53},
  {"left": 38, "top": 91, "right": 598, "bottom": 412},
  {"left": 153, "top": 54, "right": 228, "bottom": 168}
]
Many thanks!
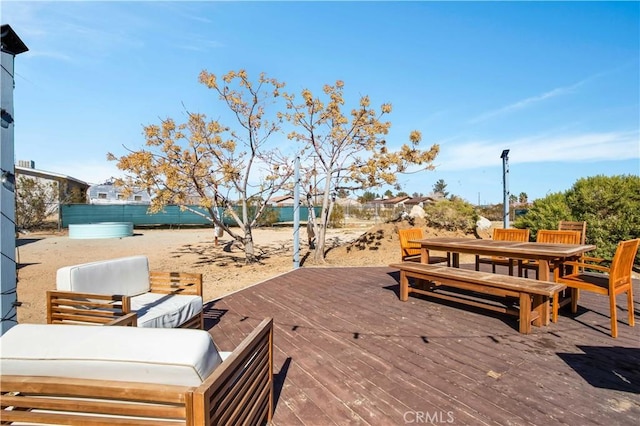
[{"left": 205, "top": 265, "right": 640, "bottom": 425}]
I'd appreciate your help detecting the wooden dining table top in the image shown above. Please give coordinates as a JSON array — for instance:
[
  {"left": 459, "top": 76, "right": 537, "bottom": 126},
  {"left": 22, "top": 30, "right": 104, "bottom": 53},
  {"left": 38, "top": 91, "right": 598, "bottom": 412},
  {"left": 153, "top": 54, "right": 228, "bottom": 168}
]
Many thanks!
[{"left": 410, "top": 237, "right": 596, "bottom": 261}]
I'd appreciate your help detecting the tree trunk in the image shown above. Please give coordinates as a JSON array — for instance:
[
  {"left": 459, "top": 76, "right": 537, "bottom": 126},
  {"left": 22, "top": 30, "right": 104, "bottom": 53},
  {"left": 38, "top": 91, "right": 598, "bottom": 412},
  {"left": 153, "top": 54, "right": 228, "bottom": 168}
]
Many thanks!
[
  {"left": 313, "top": 180, "right": 333, "bottom": 262},
  {"left": 243, "top": 226, "right": 257, "bottom": 263},
  {"left": 313, "top": 221, "right": 326, "bottom": 262}
]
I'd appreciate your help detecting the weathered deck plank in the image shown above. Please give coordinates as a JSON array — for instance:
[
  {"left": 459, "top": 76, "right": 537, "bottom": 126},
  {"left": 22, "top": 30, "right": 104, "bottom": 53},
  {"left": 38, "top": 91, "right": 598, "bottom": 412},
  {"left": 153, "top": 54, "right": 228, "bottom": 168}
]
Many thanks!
[{"left": 206, "top": 265, "right": 640, "bottom": 425}]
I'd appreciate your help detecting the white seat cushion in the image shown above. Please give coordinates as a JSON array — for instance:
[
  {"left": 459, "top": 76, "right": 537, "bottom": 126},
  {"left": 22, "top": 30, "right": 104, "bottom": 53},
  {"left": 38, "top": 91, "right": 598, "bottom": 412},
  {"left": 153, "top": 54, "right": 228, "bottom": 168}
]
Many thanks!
[
  {"left": 131, "top": 293, "right": 203, "bottom": 328},
  {"left": 0, "top": 324, "right": 221, "bottom": 387},
  {"left": 56, "top": 255, "right": 150, "bottom": 297}
]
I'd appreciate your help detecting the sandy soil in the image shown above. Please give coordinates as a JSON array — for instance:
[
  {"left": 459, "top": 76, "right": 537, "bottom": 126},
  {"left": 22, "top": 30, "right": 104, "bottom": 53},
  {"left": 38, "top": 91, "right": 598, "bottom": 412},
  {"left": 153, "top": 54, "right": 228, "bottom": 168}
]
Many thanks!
[{"left": 15, "top": 219, "right": 487, "bottom": 325}]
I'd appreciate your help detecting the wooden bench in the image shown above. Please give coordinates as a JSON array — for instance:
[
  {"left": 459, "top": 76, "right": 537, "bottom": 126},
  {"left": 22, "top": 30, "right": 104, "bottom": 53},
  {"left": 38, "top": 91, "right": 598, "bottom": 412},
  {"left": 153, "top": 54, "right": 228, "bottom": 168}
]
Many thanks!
[{"left": 389, "top": 262, "right": 566, "bottom": 334}]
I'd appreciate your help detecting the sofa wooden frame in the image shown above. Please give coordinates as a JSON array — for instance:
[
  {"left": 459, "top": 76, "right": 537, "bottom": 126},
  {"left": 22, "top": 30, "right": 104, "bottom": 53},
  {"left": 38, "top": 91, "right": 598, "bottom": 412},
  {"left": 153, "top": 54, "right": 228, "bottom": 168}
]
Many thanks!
[{"left": 1, "top": 318, "right": 274, "bottom": 425}]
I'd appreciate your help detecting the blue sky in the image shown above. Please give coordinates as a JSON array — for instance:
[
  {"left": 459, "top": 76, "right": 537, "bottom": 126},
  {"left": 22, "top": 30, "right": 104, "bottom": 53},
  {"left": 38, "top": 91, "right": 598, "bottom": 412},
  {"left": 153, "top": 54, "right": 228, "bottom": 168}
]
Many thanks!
[{"left": 2, "top": 0, "right": 639, "bottom": 204}]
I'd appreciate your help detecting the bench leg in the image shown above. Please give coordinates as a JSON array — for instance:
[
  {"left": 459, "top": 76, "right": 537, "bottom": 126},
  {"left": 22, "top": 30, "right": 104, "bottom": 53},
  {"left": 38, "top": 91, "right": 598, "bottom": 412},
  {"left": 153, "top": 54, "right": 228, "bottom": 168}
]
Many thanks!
[
  {"left": 532, "top": 294, "right": 548, "bottom": 326},
  {"left": 519, "top": 293, "right": 532, "bottom": 334},
  {"left": 400, "top": 271, "right": 409, "bottom": 301}
]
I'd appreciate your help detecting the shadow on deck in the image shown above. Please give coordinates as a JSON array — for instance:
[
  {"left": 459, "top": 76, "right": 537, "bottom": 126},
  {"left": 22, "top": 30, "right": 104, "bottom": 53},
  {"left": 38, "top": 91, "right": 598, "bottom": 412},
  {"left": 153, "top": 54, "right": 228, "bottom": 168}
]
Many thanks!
[{"left": 205, "top": 265, "right": 640, "bottom": 425}]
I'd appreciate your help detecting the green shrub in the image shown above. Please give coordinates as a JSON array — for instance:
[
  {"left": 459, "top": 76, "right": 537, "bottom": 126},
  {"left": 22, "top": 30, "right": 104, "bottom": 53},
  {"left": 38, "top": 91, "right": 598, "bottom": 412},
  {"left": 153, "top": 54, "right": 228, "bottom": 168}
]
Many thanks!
[
  {"left": 423, "top": 198, "right": 478, "bottom": 233},
  {"left": 514, "top": 175, "right": 640, "bottom": 261},
  {"left": 513, "top": 192, "right": 571, "bottom": 241},
  {"left": 565, "top": 174, "right": 640, "bottom": 260}
]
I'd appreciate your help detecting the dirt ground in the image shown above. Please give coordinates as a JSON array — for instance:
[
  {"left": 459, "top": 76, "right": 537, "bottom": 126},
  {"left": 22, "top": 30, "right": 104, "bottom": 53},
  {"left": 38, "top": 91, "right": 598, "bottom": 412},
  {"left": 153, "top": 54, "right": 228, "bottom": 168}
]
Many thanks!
[{"left": 15, "top": 218, "right": 488, "bottom": 325}]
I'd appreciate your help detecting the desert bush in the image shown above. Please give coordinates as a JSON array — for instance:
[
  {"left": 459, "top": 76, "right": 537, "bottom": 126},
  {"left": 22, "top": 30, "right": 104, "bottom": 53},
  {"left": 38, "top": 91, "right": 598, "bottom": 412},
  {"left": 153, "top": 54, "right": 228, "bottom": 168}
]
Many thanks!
[
  {"left": 329, "top": 203, "right": 345, "bottom": 228},
  {"left": 476, "top": 204, "right": 503, "bottom": 221},
  {"left": 377, "top": 208, "right": 395, "bottom": 223},
  {"left": 423, "top": 198, "right": 477, "bottom": 233},
  {"left": 15, "top": 176, "right": 59, "bottom": 230},
  {"left": 253, "top": 206, "right": 280, "bottom": 227},
  {"left": 350, "top": 206, "right": 372, "bottom": 220}
]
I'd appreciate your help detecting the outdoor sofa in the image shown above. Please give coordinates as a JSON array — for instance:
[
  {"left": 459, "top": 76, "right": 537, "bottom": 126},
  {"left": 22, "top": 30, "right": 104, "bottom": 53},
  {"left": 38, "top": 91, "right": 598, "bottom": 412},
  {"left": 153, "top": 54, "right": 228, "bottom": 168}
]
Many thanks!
[
  {"left": 0, "top": 318, "right": 274, "bottom": 425},
  {"left": 48, "top": 255, "right": 204, "bottom": 328}
]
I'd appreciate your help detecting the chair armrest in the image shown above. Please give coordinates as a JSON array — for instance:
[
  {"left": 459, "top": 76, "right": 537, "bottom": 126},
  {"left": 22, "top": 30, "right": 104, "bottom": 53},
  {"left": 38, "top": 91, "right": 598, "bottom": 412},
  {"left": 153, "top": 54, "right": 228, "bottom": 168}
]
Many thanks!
[
  {"left": 194, "top": 318, "right": 273, "bottom": 424},
  {"left": 582, "top": 255, "right": 607, "bottom": 264},
  {"left": 47, "top": 290, "right": 132, "bottom": 325},
  {"left": 149, "top": 271, "right": 203, "bottom": 297},
  {"left": 104, "top": 312, "right": 138, "bottom": 326},
  {"left": 563, "top": 260, "right": 610, "bottom": 273}
]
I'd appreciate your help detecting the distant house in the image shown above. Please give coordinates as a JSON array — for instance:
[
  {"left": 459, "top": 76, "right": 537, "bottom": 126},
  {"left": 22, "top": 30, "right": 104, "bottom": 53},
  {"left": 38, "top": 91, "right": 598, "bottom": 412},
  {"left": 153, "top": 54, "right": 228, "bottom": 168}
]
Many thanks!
[
  {"left": 15, "top": 160, "right": 89, "bottom": 204},
  {"left": 267, "top": 195, "right": 295, "bottom": 207},
  {"left": 367, "top": 196, "right": 411, "bottom": 210},
  {"left": 87, "top": 183, "right": 151, "bottom": 205},
  {"left": 404, "top": 194, "right": 442, "bottom": 208}
]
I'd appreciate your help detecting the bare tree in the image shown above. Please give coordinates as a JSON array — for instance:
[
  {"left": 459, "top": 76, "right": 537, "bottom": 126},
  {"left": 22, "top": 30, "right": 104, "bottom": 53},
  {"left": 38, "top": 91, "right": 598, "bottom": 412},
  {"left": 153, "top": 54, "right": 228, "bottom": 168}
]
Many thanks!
[
  {"left": 282, "top": 80, "right": 440, "bottom": 261},
  {"left": 109, "top": 70, "right": 293, "bottom": 263}
]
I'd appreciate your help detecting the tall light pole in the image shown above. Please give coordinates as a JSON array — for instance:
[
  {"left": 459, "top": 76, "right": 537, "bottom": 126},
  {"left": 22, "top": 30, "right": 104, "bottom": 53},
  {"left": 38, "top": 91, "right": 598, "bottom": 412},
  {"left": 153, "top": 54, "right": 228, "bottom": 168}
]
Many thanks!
[{"left": 501, "top": 149, "right": 510, "bottom": 229}]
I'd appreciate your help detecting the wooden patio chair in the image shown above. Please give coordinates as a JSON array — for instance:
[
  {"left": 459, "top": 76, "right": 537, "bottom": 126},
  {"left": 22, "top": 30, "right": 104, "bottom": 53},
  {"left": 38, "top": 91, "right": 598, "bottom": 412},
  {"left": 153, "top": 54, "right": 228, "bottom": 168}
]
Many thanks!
[
  {"left": 523, "top": 229, "right": 582, "bottom": 279},
  {"left": 475, "top": 228, "right": 530, "bottom": 276},
  {"left": 558, "top": 221, "right": 586, "bottom": 244},
  {"left": 555, "top": 238, "right": 639, "bottom": 338},
  {"left": 398, "top": 228, "right": 449, "bottom": 265},
  {"left": 558, "top": 220, "right": 604, "bottom": 266}
]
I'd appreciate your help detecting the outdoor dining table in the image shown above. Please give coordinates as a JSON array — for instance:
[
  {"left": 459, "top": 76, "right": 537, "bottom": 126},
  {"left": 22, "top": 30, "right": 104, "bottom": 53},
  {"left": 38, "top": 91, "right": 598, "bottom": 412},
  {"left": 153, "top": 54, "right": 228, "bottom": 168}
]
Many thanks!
[{"left": 410, "top": 237, "right": 596, "bottom": 282}]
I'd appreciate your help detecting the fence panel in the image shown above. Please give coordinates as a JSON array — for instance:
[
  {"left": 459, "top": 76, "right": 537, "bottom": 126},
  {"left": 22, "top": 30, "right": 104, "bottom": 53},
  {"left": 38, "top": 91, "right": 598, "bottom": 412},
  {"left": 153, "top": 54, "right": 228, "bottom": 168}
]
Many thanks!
[{"left": 60, "top": 205, "right": 321, "bottom": 228}]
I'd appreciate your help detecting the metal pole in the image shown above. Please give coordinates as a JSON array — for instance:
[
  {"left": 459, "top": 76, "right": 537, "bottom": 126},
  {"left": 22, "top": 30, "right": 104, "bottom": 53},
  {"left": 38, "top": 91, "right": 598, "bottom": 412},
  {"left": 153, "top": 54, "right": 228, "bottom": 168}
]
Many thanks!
[
  {"left": 1, "top": 26, "right": 28, "bottom": 336},
  {"left": 293, "top": 156, "right": 300, "bottom": 269},
  {"left": 501, "top": 149, "right": 510, "bottom": 229}
]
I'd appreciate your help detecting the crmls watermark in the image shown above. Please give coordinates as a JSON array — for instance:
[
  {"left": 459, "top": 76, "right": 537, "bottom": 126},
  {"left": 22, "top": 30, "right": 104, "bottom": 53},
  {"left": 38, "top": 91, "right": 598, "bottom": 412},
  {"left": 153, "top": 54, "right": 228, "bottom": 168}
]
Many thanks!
[{"left": 403, "top": 410, "right": 455, "bottom": 424}]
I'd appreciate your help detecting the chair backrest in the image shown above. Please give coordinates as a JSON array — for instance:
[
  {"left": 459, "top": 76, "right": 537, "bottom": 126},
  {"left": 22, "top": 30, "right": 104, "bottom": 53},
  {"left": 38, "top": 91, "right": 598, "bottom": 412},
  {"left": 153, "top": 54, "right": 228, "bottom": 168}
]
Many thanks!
[
  {"left": 399, "top": 228, "right": 424, "bottom": 259},
  {"left": 609, "top": 239, "right": 640, "bottom": 289},
  {"left": 558, "top": 221, "right": 587, "bottom": 245},
  {"left": 492, "top": 228, "right": 530, "bottom": 242},
  {"left": 537, "top": 229, "right": 581, "bottom": 245}
]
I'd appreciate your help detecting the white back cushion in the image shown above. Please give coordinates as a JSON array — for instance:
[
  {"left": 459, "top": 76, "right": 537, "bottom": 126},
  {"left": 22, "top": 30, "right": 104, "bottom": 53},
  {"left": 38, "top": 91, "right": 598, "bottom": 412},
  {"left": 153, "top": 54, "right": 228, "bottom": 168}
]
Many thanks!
[
  {"left": 56, "top": 255, "right": 150, "bottom": 296},
  {"left": 0, "top": 324, "right": 222, "bottom": 387}
]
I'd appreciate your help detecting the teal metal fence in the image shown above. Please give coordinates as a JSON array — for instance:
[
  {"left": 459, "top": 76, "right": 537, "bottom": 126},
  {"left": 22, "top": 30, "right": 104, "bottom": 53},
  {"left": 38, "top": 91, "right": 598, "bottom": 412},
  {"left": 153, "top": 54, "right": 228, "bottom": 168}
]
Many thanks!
[{"left": 60, "top": 204, "right": 320, "bottom": 228}]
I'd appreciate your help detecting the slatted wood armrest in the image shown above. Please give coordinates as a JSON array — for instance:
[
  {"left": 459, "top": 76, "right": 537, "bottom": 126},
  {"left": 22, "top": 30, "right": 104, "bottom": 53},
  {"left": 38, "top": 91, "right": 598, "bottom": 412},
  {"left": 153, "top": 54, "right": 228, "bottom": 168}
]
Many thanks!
[
  {"left": 105, "top": 312, "right": 138, "bottom": 326},
  {"left": 149, "top": 271, "right": 203, "bottom": 296},
  {"left": 562, "top": 259, "right": 610, "bottom": 273},
  {"left": 0, "top": 376, "right": 193, "bottom": 425},
  {"left": 194, "top": 318, "right": 274, "bottom": 425},
  {"left": 47, "top": 290, "right": 132, "bottom": 326}
]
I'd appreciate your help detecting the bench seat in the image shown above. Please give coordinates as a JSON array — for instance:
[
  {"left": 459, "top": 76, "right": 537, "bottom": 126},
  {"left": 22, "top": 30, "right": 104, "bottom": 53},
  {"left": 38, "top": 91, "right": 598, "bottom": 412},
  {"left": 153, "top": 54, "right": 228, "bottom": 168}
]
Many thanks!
[
  {"left": 389, "top": 262, "right": 566, "bottom": 334},
  {"left": 131, "top": 292, "right": 202, "bottom": 328}
]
